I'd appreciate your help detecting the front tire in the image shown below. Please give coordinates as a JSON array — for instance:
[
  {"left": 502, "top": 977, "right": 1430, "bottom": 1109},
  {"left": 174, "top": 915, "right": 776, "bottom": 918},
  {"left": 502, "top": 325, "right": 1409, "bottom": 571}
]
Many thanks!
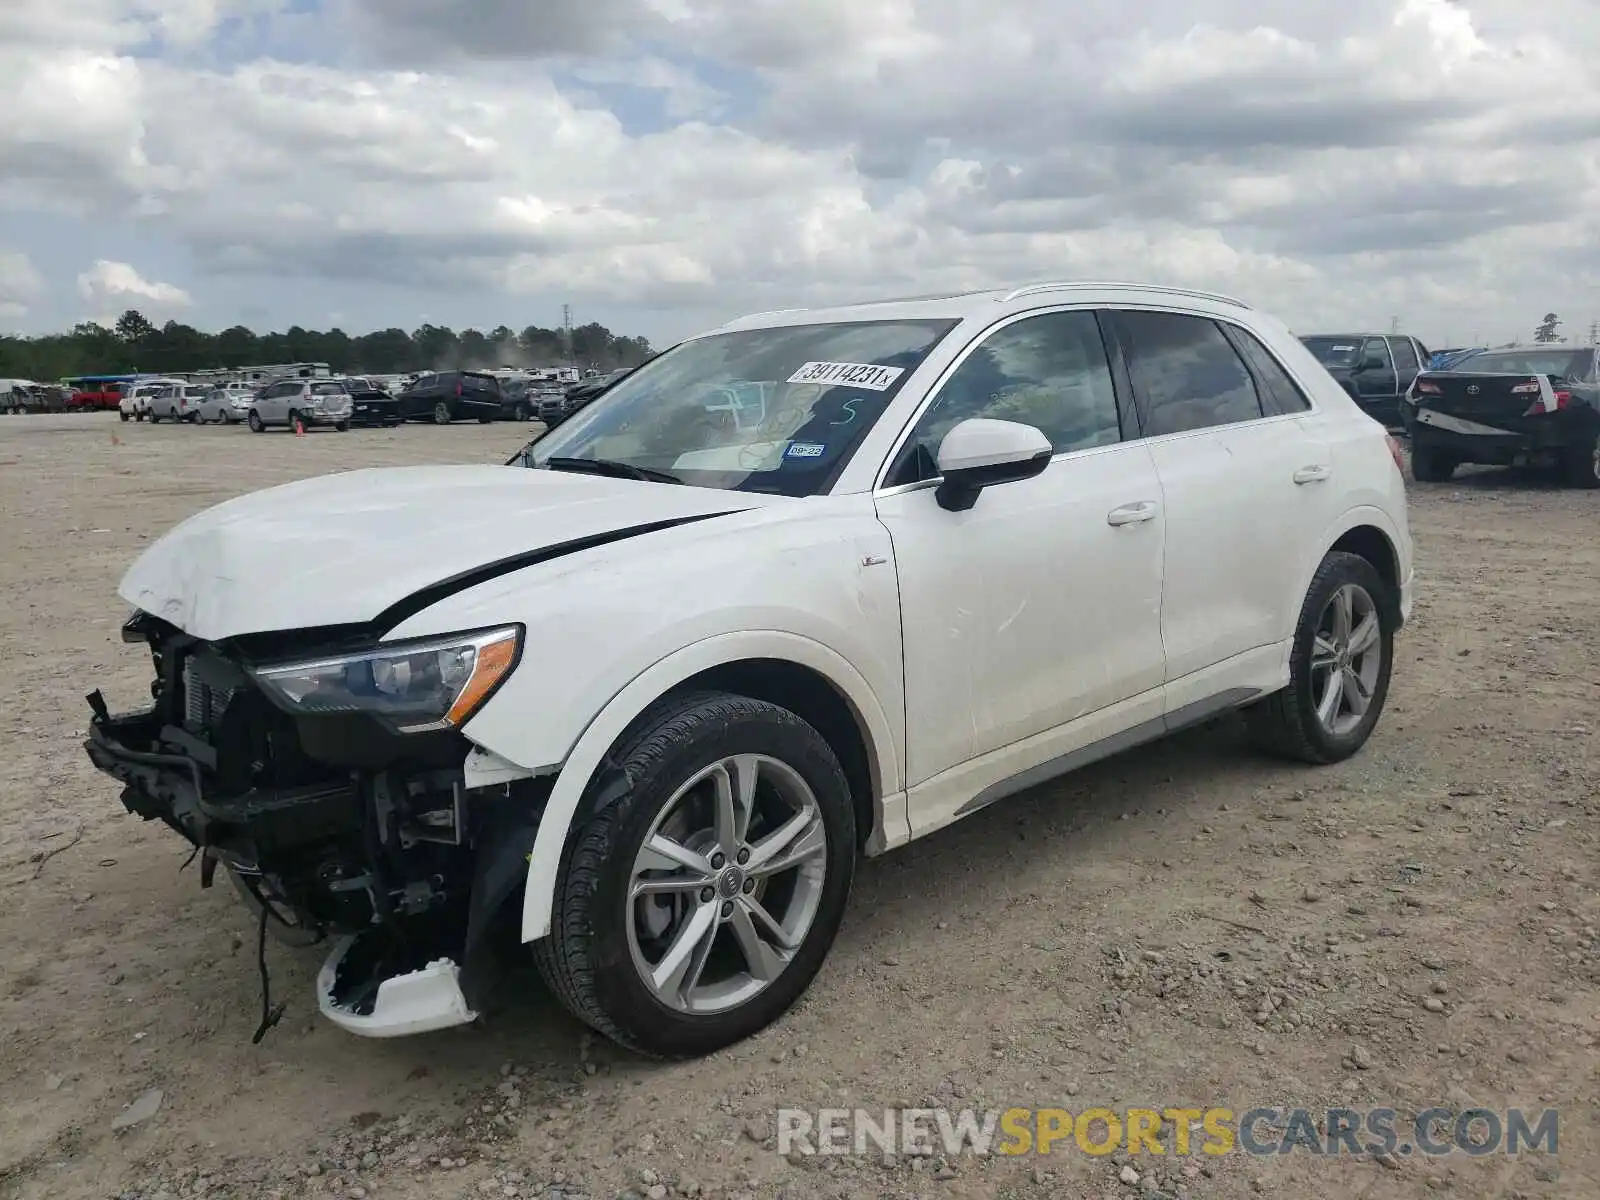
[
  {"left": 247, "top": 410, "right": 265, "bottom": 432},
  {"left": 119, "top": 411, "right": 130, "bottom": 422},
  {"left": 433, "top": 400, "right": 452, "bottom": 425},
  {"left": 1409, "top": 441, "right": 1457, "bottom": 483},
  {"left": 534, "top": 692, "right": 856, "bottom": 1058},
  {"left": 334, "top": 420, "right": 350, "bottom": 432},
  {"left": 1246, "top": 551, "right": 1396, "bottom": 764}
]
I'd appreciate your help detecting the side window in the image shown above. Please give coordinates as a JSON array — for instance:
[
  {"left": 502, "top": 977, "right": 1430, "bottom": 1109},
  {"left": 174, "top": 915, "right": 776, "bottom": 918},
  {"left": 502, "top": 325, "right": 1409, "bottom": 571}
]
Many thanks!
[
  {"left": 890, "top": 310, "right": 1122, "bottom": 484},
  {"left": 1390, "top": 337, "right": 1419, "bottom": 371},
  {"left": 1223, "top": 325, "right": 1313, "bottom": 414},
  {"left": 1117, "top": 311, "right": 1264, "bottom": 436},
  {"left": 1362, "top": 337, "right": 1393, "bottom": 371}
]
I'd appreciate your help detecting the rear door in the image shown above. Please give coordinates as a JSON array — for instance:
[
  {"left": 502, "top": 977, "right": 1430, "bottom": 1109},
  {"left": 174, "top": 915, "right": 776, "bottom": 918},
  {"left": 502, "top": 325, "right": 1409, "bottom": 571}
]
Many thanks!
[
  {"left": 1109, "top": 309, "right": 1340, "bottom": 709},
  {"left": 1355, "top": 337, "right": 1398, "bottom": 418},
  {"left": 1389, "top": 336, "right": 1421, "bottom": 401}
]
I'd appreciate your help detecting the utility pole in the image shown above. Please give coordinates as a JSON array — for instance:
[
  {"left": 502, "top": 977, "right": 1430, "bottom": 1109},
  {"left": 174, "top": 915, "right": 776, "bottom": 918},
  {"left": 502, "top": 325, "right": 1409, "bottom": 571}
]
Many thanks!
[
  {"left": 1389, "top": 315, "right": 1399, "bottom": 335},
  {"left": 561, "top": 304, "right": 573, "bottom": 366},
  {"left": 1588, "top": 318, "right": 1598, "bottom": 345}
]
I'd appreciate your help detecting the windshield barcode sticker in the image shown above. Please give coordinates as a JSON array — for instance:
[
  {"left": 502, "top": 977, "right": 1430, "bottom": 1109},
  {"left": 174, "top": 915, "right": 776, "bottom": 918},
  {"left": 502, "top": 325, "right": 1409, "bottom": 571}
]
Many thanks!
[{"left": 786, "top": 361, "right": 905, "bottom": 391}]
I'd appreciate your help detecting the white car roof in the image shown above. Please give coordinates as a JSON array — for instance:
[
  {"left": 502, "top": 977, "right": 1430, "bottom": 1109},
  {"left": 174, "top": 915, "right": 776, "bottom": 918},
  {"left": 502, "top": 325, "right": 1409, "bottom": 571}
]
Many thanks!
[{"left": 712, "top": 280, "right": 1252, "bottom": 335}]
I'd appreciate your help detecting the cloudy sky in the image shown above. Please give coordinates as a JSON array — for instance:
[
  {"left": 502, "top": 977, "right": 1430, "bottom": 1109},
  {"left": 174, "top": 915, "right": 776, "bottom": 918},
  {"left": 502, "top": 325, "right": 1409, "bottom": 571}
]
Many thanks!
[{"left": 1, "top": 0, "right": 1597, "bottom": 348}]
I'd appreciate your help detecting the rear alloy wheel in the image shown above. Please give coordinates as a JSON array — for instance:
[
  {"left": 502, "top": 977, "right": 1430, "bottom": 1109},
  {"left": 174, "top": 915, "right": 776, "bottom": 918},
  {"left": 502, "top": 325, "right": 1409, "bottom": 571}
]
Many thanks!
[
  {"left": 248, "top": 410, "right": 265, "bottom": 432},
  {"left": 1409, "top": 441, "right": 1457, "bottom": 483},
  {"left": 514, "top": 402, "right": 532, "bottom": 421},
  {"left": 534, "top": 692, "right": 855, "bottom": 1058},
  {"left": 1559, "top": 437, "right": 1600, "bottom": 489},
  {"left": 433, "top": 400, "right": 452, "bottom": 425},
  {"left": 1246, "top": 551, "right": 1396, "bottom": 764}
]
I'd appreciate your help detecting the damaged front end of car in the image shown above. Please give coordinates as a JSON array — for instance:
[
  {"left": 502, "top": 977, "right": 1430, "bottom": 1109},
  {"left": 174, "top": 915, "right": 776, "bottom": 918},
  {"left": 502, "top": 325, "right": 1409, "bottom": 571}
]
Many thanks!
[{"left": 84, "top": 610, "right": 548, "bottom": 1040}]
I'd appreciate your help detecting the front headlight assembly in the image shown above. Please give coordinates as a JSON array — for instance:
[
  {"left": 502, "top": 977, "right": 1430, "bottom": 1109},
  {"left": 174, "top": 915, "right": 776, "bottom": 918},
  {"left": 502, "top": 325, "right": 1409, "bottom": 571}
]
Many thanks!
[{"left": 250, "top": 625, "right": 522, "bottom": 733}]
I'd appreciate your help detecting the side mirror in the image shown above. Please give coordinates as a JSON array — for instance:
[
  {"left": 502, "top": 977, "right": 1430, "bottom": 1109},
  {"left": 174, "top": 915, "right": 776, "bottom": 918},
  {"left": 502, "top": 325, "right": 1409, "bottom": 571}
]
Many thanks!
[{"left": 934, "top": 418, "right": 1053, "bottom": 512}]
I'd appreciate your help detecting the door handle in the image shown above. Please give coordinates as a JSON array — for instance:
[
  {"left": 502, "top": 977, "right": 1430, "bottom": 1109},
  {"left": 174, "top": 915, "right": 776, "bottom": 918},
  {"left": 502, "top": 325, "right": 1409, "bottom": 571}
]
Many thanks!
[
  {"left": 1107, "top": 501, "right": 1159, "bottom": 526},
  {"left": 1293, "top": 465, "right": 1331, "bottom": 484}
]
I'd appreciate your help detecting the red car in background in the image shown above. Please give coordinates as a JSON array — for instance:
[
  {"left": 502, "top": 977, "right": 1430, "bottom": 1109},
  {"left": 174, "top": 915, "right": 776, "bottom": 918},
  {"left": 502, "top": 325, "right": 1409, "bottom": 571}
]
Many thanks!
[{"left": 65, "top": 375, "right": 134, "bottom": 411}]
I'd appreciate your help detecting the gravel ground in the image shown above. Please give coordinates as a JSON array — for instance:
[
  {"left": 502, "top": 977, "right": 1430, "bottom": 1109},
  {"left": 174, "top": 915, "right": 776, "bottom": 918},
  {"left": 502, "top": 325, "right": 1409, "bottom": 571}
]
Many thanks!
[{"left": 0, "top": 412, "right": 1596, "bottom": 1200}]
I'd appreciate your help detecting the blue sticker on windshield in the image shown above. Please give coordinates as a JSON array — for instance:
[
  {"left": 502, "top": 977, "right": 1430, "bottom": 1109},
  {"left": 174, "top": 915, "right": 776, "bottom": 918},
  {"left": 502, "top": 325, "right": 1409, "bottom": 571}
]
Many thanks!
[{"left": 785, "top": 441, "right": 825, "bottom": 459}]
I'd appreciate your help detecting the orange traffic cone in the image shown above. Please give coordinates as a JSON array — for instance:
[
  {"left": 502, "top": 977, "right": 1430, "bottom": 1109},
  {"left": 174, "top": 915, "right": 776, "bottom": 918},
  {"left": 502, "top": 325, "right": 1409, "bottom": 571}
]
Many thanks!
[
  {"left": 110, "top": 432, "right": 122, "bottom": 446},
  {"left": 294, "top": 417, "right": 305, "bottom": 437}
]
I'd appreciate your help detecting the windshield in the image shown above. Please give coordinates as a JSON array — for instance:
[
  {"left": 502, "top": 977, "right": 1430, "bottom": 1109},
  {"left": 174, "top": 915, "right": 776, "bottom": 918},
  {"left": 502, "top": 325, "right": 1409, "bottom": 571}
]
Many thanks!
[
  {"left": 526, "top": 319, "right": 958, "bottom": 496},
  {"left": 1448, "top": 349, "right": 1590, "bottom": 379},
  {"left": 1301, "top": 337, "right": 1363, "bottom": 367}
]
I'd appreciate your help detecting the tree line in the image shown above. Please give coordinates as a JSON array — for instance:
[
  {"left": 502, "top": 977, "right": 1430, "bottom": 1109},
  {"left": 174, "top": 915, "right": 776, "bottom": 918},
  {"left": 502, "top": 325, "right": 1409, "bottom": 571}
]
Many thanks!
[{"left": 0, "top": 309, "right": 656, "bottom": 382}]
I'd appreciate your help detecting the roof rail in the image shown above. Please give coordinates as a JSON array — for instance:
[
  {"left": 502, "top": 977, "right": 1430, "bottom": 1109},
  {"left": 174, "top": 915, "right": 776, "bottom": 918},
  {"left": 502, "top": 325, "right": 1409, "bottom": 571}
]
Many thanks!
[{"left": 999, "top": 280, "right": 1251, "bottom": 309}]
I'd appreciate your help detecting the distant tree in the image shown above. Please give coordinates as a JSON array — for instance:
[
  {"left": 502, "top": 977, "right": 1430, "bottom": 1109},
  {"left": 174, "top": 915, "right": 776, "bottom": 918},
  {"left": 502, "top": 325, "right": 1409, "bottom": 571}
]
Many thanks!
[
  {"left": 0, "top": 314, "right": 653, "bottom": 380},
  {"left": 115, "top": 309, "right": 157, "bottom": 344},
  {"left": 1534, "top": 313, "right": 1562, "bottom": 343}
]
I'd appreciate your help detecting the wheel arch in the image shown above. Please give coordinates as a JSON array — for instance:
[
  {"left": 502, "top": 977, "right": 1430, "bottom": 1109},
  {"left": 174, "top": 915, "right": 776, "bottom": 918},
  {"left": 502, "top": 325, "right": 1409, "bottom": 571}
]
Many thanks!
[
  {"left": 517, "top": 631, "right": 903, "bottom": 944},
  {"left": 1292, "top": 508, "right": 1408, "bottom": 633}
]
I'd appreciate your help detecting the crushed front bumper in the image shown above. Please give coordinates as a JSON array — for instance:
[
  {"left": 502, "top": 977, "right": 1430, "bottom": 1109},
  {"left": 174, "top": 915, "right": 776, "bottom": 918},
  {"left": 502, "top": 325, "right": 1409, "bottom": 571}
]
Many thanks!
[{"left": 317, "top": 935, "right": 476, "bottom": 1037}]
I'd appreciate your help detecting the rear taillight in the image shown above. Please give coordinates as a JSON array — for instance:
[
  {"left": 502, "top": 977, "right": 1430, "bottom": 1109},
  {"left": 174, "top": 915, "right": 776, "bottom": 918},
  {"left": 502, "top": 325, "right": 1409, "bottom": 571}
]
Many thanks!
[
  {"left": 456, "top": 381, "right": 462, "bottom": 397},
  {"left": 1415, "top": 380, "right": 1441, "bottom": 394},
  {"left": 1385, "top": 434, "right": 1404, "bottom": 474},
  {"left": 1553, "top": 390, "right": 1572, "bottom": 408}
]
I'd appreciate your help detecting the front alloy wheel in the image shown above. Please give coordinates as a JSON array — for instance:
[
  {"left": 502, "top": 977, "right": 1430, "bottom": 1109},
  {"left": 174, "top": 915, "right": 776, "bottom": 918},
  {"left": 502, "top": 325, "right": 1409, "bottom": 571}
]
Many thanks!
[
  {"left": 433, "top": 400, "right": 452, "bottom": 425},
  {"left": 627, "top": 754, "right": 828, "bottom": 1015},
  {"left": 535, "top": 692, "right": 855, "bottom": 1057}
]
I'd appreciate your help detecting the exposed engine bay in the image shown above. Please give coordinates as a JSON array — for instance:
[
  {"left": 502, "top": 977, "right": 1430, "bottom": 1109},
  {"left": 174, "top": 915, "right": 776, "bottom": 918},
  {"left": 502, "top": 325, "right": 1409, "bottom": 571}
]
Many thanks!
[{"left": 84, "top": 610, "right": 548, "bottom": 1039}]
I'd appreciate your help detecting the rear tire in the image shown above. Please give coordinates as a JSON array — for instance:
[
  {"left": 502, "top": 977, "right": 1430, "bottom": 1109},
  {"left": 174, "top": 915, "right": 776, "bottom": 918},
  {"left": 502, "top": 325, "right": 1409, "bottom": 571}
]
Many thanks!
[
  {"left": 433, "top": 401, "right": 452, "bottom": 425},
  {"left": 1246, "top": 551, "right": 1396, "bottom": 765},
  {"left": 533, "top": 691, "right": 856, "bottom": 1058},
  {"left": 1409, "top": 441, "right": 1457, "bottom": 483},
  {"left": 1559, "top": 437, "right": 1600, "bottom": 489}
]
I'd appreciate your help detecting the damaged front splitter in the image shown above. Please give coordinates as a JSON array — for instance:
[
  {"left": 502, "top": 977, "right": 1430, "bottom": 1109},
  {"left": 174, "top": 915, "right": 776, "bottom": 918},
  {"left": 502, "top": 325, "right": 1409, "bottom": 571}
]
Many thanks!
[{"left": 315, "top": 935, "right": 477, "bottom": 1038}]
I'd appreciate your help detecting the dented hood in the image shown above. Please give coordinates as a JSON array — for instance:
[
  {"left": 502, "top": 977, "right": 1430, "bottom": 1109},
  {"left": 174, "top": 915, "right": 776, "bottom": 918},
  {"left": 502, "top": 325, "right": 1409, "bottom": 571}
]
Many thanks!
[{"left": 120, "top": 465, "right": 777, "bottom": 641}]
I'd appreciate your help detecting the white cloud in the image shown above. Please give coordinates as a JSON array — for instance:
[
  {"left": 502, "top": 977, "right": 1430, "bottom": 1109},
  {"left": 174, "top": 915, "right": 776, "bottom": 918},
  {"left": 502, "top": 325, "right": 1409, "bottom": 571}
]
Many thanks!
[
  {"left": 0, "top": 0, "right": 1595, "bottom": 345},
  {"left": 77, "top": 259, "right": 192, "bottom": 318},
  {"left": 0, "top": 250, "right": 46, "bottom": 320}
]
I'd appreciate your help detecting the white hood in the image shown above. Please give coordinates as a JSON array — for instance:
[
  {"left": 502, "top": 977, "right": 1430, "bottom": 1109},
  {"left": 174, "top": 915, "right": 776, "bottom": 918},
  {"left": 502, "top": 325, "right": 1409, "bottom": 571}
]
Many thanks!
[{"left": 120, "top": 465, "right": 783, "bottom": 641}]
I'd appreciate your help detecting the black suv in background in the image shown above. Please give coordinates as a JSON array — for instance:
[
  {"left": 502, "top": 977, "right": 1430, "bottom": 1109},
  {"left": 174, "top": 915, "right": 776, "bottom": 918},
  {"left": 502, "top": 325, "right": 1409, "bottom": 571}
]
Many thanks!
[
  {"left": 397, "top": 371, "right": 503, "bottom": 424},
  {"left": 1300, "top": 333, "right": 1431, "bottom": 428}
]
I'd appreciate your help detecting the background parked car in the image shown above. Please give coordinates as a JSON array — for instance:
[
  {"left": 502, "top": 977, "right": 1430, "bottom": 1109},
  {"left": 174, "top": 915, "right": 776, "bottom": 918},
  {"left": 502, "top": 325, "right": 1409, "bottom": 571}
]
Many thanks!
[
  {"left": 492, "top": 376, "right": 545, "bottom": 422},
  {"left": 2, "top": 379, "right": 40, "bottom": 413},
  {"left": 248, "top": 379, "right": 354, "bottom": 432},
  {"left": 1300, "top": 333, "right": 1430, "bottom": 427},
  {"left": 1404, "top": 344, "right": 1600, "bottom": 487},
  {"left": 196, "top": 382, "right": 255, "bottom": 424},
  {"left": 119, "top": 379, "right": 183, "bottom": 421},
  {"left": 342, "top": 377, "right": 403, "bottom": 427},
  {"left": 397, "top": 370, "right": 503, "bottom": 424},
  {"left": 148, "top": 384, "right": 210, "bottom": 423},
  {"left": 540, "top": 367, "right": 632, "bottom": 428}
]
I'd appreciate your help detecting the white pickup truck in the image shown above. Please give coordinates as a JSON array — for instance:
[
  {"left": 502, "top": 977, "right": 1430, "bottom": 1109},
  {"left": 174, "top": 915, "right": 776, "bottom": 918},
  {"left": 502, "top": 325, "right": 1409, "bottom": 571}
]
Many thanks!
[{"left": 119, "top": 379, "right": 186, "bottom": 422}]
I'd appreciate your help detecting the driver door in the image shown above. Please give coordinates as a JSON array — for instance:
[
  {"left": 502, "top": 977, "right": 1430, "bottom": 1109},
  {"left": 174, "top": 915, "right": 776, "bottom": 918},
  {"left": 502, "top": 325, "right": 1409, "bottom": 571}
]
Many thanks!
[{"left": 872, "top": 308, "right": 1168, "bottom": 835}]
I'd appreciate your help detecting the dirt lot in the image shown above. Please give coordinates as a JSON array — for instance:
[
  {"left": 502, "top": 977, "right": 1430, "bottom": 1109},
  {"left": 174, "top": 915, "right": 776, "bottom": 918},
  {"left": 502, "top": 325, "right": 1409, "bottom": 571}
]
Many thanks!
[{"left": 0, "top": 412, "right": 1595, "bottom": 1200}]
